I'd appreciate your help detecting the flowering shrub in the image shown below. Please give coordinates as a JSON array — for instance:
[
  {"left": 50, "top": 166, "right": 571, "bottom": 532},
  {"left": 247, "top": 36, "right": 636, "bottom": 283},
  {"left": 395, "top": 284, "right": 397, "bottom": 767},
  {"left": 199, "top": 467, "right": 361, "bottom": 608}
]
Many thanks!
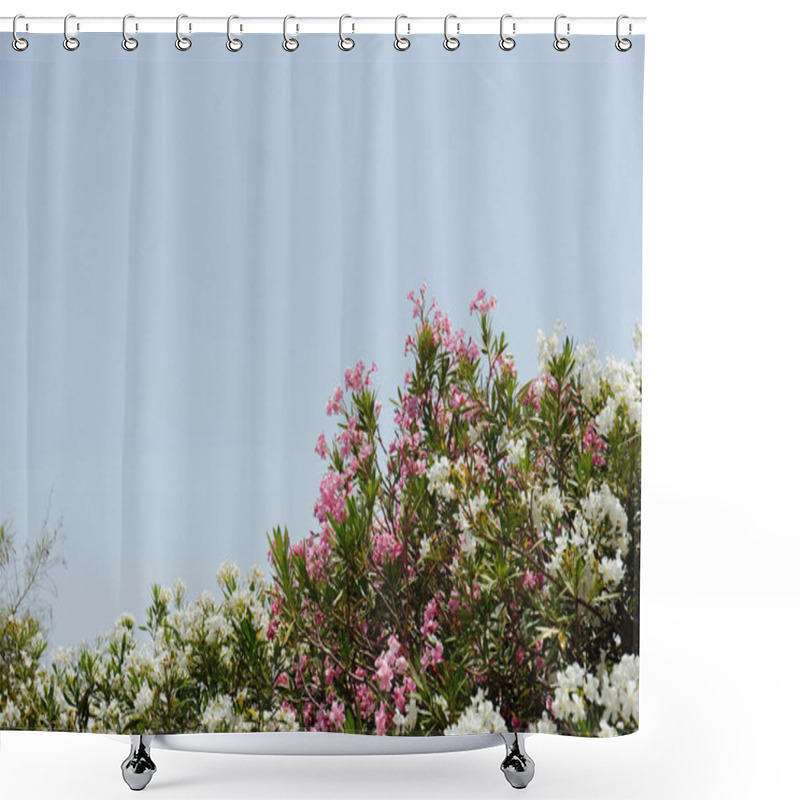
[
  {"left": 0, "top": 520, "right": 63, "bottom": 729},
  {"left": 0, "top": 288, "right": 640, "bottom": 737}
]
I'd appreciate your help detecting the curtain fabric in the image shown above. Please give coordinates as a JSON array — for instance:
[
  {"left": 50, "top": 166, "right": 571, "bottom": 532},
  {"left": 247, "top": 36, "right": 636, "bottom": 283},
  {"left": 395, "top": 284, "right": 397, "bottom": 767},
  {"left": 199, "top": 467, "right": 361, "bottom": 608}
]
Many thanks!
[{"left": 1, "top": 33, "right": 643, "bottom": 737}]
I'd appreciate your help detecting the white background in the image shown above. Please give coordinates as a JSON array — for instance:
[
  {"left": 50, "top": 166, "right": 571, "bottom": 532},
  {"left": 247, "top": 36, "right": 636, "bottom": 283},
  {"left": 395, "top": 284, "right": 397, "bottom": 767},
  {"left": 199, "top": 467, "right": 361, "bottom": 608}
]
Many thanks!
[{"left": 2, "top": 1, "right": 798, "bottom": 798}]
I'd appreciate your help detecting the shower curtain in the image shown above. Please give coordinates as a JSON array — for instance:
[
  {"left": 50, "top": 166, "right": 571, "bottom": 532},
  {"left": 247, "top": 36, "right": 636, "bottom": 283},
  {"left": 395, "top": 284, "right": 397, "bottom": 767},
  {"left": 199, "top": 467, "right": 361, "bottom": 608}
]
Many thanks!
[{"left": 1, "top": 30, "right": 643, "bottom": 737}]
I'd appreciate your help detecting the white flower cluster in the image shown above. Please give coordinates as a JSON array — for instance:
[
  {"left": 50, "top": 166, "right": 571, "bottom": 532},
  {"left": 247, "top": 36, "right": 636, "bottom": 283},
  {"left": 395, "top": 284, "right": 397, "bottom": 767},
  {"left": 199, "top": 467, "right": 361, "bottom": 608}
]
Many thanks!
[
  {"left": 200, "top": 694, "right": 235, "bottom": 731},
  {"left": 426, "top": 455, "right": 456, "bottom": 501},
  {"left": 523, "top": 484, "right": 564, "bottom": 535},
  {"left": 506, "top": 437, "right": 527, "bottom": 467},
  {"left": 393, "top": 697, "right": 419, "bottom": 733},
  {"left": 444, "top": 690, "right": 508, "bottom": 735},
  {"left": 580, "top": 483, "right": 630, "bottom": 556},
  {"left": 598, "top": 551, "right": 626, "bottom": 587},
  {"left": 536, "top": 320, "right": 568, "bottom": 372},
  {"left": 539, "top": 321, "right": 641, "bottom": 437},
  {"left": 547, "top": 654, "right": 639, "bottom": 736}
]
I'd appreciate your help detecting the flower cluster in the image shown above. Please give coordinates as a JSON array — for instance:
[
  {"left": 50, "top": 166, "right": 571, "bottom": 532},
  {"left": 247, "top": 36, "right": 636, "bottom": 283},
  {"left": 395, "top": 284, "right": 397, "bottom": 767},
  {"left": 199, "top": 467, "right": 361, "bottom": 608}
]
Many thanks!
[{"left": 1, "top": 287, "right": 640, "bottom": 738}]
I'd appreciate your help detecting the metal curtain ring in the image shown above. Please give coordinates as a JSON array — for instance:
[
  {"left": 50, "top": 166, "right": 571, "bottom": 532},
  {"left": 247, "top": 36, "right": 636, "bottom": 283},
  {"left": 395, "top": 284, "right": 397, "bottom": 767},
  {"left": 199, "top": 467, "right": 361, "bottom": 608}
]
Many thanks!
[
  {"left": 12, "top": 14, "right": 28, "bottom": 51},
  {"left": 63, "top": 13, "right": 80, "bottom": 51},
  {"left": 122, "top": 14, "right": 138, "bottom": 51},
  {"left": 227, "top": 15, "right": 243, "bottom": 51},
  {"left": 394, "top": 14, "right": 410, "bottom": 51},
  {"left": 443, "top": 14, "right": 460, "bottom": 51},
  {"left": 616, "top": 14, "right": 632, "bottom": 51},
  {"left": 339, "top": 14, "right": 355, "bottom": 51},
  {"left": 499, "top": 14, "right": 515, "bottom": 51},
  {"left": 553, "top": 14, "right": 570, "bottom": 51},
  {"left": 283, "top": 15, "right": 299, "bottom": 51},
  {"left": 176, "top": 14, "right": 192, "bottom": 51}
]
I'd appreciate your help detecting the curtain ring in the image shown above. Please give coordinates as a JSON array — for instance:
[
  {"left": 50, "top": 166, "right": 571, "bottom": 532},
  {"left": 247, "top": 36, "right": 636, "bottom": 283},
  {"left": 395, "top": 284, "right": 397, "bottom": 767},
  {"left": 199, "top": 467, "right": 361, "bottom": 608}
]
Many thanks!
[
  {"left": 63, "top": 13, "right": 80, "bottom": 51},
  {"left": 12, "top": 15, "right": 28, "bottom": 51},
  {"left": 499, "top": 14, "right": 515, "bottom": 51},
  {"left": 615, "top": 15, "right": 632, "bottom": 51},
  {"left": 394, "top": 14, "right": 410, "bottom": 51},
  {"left": 553, "top": 14, "right": 570, "bottom": 51},
  {"left": 122, "top": 14, "right": 138, "bottom": 51},
  {"left": 226, "top": 15, "right": 243, "bottom": 51},
  {"left": 443, "top": 14, "right": 460, "bottom": 51},
  {"left": 176, "top": 14, "right": 192, "bottom": 51},
  {"left": 339, "top": 14, "right": 355, "bottom": 51},
  {"left": 282, "top": 15, "right": 299, "bottom": 51}
]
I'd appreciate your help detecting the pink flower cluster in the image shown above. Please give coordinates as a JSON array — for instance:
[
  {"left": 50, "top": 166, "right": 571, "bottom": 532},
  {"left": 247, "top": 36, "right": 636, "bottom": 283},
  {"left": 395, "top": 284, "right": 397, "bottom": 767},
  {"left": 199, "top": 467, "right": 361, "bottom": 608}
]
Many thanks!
[{"left": 469, "top": 288, "right": 497, "bottom": 316}]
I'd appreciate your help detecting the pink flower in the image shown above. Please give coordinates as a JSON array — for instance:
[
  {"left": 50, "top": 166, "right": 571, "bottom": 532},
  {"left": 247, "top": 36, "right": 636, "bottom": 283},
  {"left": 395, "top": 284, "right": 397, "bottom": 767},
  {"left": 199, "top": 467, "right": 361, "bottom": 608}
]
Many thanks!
[
  {"left": 372, "top": 531, "right": 402, "bottom": 562},
  {"left": 324, "top": 664, "right": 340, "bottom": 685},
  {"left": 275, "top": 671, "right": 290, "bottom": 690},
  {"left": 328, "top": 701, "right": 346, "bottom": 731},
  {"left": 422, "top": 597, "right": 439, "bottom": 636},
  {"left": 421, "top": 638, "right": 444, "bottom": 670},
  {"left": 314, "top": 469, "right": 348, "bottom": 525},
  {"left": 356, "top": 683, "right": 375, "bottom": 718},
  {"left": 375, "top": 660, "right": 393, "bottom": 692},
  {"left": 326, "top": 386, "right": 344, "bottom": 416},
  {"left": 583, "top": 422, "right": 608, "bottom": 467},
  {"left": 469, "top": 288, "right": 497, "bottom": 316},
  {"left": 315, "top": 433, "right": 328, "bottom": 459},
  {"left": 375, "top": 703, "right": 391, "bottom": 736},
  {"left": 522, "top": 569, "right": 537, "bottom": 591},
  {"left": 393, "top": 676, "right": 417, "bottom": 714},
  {"left": 345, "top": 360, "right": 366, "bottom": 392}
]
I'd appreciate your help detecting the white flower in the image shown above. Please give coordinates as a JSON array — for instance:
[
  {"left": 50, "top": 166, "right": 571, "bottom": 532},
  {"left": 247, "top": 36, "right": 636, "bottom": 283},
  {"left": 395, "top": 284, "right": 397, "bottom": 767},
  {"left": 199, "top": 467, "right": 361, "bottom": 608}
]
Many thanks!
[
  {"left": 133, "top": 685, "right": 154, "bottom": 716},
  {"left": 216, "top": 562, "right": 240, "bottom": 588},
  {"left": 115, "top": 613, "right": 136, "bottom": 630},
  {"left": 157, "top": 586, "right": 173, "bottom": 605},
  {"left": 530, "top": 713, "right": 557, "bottom": 735},
  {"left": 419, "top": 536, "right": 431, "bottom": 559},
  {"left": 201, "top": 695, "right": 234, "bottom": 731},
  {"left": 0, "top": 700, "right": 21, "bottom": 727},
  {"left": 526, "top": 484, "right": 564, "bottom": 535},
  {"left": 427, "top": 455, "right": 457, "bottom": 502},
  {"left": 598, "top": 551, "right": 626, "bottom": 587},
  {"left": 581, "top": 484, "right": 629, "bottom": 553},
  {"left": 439, "top": 481, "right": 456, "bottom": 502},
  {"left": 536, "top": 320, "right": 567, "bottom": 372},
  {"left": 469, "top": 491, "right": 489, "bottom": 517},
  {"left": 444, "top": 690, "right": 507, "bottom": 735},
  {"left": 394, "top": 697, "right": 419, "bottom": 733},
  {"left": 595, "top": 397, "right": 619, "bottom": 437},
  {"left": 506, "top": 437, "right": 526, "bottom": 467},
  {"left": 598, "top": 719, "right": 618, "bottom": 737},
  {"left": 459, "top": 532, "right": 477, "bottom": 559},
  {"left": 574, "top": 340, "right": 603, "bottom": 404}
]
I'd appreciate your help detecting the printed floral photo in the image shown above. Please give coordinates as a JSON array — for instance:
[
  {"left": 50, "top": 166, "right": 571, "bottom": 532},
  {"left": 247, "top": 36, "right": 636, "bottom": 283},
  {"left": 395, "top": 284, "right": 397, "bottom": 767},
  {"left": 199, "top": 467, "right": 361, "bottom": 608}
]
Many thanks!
[{"left": 1, "top": 287, "right": 640, "bottom": 738}]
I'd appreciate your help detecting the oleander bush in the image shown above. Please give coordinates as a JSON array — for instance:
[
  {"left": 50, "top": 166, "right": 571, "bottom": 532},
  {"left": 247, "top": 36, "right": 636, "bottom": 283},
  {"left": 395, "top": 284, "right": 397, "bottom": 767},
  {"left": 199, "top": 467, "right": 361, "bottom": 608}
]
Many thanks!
[{"left": 0, "top": 287, "right": 640, "bottom": 737}]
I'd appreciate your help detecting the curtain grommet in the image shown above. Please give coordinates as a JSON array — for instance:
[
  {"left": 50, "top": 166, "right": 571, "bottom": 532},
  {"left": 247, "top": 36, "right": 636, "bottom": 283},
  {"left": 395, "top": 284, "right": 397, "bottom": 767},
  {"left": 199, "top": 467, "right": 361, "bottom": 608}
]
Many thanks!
[
  {"left": 443, "top": 14, "right": 460, "bottom": 51},
  {"left": 338, "top": 15, "right": 355, "bottom": 51},
  {"left": 282, "top": 15, "right": 299, "bottom": 52},
  {"left": 12, "top": 15, "right": 29, "bottom": 51},
  {"left": 175, "top": 14, "right": 192, "bottom": 51},
  {"left": 226, "top": 15, "right": 243, "bottom": 52},
  {"left": 121, "top": 15, "right": 138, "bottom": 51},
  {"left": 394, "top": 15, "right": 410, "bottom": 51},
  {"left": 553, "top": 15, "right": 570, "bottom": 51},
  {"left": 63, "top": 13, "right": 80, "bottom": 51},
  {"left": 499, "top": 14, "right": 516, "bottom": 51}
]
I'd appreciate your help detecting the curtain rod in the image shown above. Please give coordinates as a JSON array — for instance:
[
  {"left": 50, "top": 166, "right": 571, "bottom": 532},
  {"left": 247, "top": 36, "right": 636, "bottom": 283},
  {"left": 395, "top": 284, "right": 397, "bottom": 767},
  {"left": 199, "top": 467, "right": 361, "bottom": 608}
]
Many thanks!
[{"left": 1, "top": 16, "right": 645, "bottom": 36}]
